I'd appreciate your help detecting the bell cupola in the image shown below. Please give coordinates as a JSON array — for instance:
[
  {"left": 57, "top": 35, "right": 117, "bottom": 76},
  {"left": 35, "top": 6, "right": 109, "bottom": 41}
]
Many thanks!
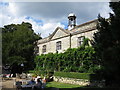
[{"left": 68, "top": 13, "right": 76, "bottom": 30}]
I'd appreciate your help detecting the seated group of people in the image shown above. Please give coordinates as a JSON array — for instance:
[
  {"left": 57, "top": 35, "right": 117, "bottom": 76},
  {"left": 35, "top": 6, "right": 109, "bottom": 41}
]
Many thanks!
[
  {"left": 27, "top": 76, "right": 46, "bottom": 90},
  {"left": 16, "top": 76, "right": 46, "bottom": 90}
]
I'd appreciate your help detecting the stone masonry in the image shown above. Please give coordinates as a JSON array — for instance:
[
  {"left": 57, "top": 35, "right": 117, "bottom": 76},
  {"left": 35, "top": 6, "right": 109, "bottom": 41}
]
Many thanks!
[
  {"left": 54, "top": 76, "right": 90, "bottom": 86},
  {"left": 37, "top": 19, "right": 98, "bottom": 55}
]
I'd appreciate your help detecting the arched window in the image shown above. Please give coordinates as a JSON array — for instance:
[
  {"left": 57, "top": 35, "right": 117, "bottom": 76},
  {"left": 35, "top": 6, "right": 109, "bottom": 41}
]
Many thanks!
[
  {"left": 56, "top": 41, "right": 61, "bottom": 50},
  {"left": 42, "top": 45, "right": 46, "bottom": 53}
]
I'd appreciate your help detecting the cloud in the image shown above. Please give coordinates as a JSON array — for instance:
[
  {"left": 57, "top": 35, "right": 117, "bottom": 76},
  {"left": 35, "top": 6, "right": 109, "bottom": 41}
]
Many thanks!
[
  {"left": 35, "top": 22, "right": 65, "bottom": 37},
  {"left": 0, "top": 2, "right": 112, "bottom": 38},
  {"left": 99, "top": 2, "right": 113, "bottom": 18},
  {"left": 10, "top": 2, "right": 112, "bottom": 21},
  {"left": 25, "top": 16, "right": 43, "bottom": 26},
  {"left": 0, "top": 2, "right": 9, "bottom": 6}
]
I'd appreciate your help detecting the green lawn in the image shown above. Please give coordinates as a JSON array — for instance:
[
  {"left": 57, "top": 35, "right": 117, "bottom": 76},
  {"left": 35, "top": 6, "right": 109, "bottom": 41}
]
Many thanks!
[
  {"left": 46, "top": 81, "right": 83, "bottom": 88},
  {"left": 45, "top": 81, "right": 120, "bottom": 90}
]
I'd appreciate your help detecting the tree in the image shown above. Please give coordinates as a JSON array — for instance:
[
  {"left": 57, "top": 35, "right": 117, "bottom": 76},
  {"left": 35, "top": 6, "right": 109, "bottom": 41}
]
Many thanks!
[
  {"left": 93, "top": 2, "right": 120, "bottom": 86},
  {"left": 2, "top": 22, "right": 41, "bottom": 73}
]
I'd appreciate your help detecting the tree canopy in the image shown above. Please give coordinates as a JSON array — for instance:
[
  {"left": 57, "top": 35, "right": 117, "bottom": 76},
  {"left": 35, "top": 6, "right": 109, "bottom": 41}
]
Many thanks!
[
  {"left": 93, "top": 2, "right": 120, "bottom": 86},
  {"left": 2, "top": 22, "right": 41, "bottom": 71}
]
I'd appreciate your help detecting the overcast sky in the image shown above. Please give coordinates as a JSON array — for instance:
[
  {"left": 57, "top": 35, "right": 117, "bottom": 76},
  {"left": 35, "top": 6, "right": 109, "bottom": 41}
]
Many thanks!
[{"left": 0, "top": 2, "right": 113, "bottom": 38}]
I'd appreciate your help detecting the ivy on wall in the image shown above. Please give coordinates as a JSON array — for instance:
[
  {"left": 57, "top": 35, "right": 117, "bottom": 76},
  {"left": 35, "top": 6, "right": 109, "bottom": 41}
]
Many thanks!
[{"left": 34, "top": 38, "right": 99, "bottom": 75}]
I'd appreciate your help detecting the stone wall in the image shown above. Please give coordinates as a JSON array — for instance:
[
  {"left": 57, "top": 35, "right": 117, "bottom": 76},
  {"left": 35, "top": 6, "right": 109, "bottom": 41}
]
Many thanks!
[
  {"left": 53, "top": 76, "right": 90, "bottom": 86},
  {"left": 38, "top": 36, "right": 70, "bottom": 55},
  {"left": 53, "top": 76, "right": 105, "bottom": 87},
  {"left": 71, "top": 29, "right": 97, "bottom": 48},
  {"left": 37, "top": 20, "right": 98, "bottom": 55}
]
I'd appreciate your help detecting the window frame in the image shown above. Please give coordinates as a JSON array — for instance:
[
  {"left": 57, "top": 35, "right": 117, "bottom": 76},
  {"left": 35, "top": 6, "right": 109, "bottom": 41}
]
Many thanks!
[
  {"left": 56, "top": 41, "right": 62, "bottom": 50},
  {"left": 42, "top": 45, "right": 46, "bottom": 53},
  {"left": 34, "top": 46, "right": 39, "bottom": 55},
  {"left": 78, "top": 36, "right": 85, "bottom": 46}
]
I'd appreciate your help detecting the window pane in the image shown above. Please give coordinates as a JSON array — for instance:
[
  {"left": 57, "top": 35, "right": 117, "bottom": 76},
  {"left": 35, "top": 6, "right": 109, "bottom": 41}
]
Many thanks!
[
  {"left": 78, "top": 36, "right": 84, "bottom": 46},
  {"left": 34, "top": 46, "right": 39, "bottom": 55},
  {"left": 56, "top": 41, "right": 61, "bottom": 50},
  {"left": 42, "top": 45, "right": 46, "bottom": 53}
]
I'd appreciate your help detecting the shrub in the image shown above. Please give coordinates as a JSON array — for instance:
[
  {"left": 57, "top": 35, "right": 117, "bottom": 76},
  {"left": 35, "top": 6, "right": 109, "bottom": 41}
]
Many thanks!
[
  {"left": 28, "top": 70, "right": 34, "bottom": 73},
  {"left": 54, "top": 72, "right": 91, "bottom": 80},
  {"left": 78, "top": 66, "right": 87, "bottom": 73},
  {"left": 88, "top": 65, "right": 101, "bottom": 73},
  {"left": 34, "top": 38, "right": 98, "bottom": 74}
]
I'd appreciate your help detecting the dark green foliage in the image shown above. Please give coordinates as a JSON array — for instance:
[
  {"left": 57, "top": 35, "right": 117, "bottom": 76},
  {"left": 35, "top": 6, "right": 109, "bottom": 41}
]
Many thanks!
[
  {"left": 2, "top": 22, "right": 41, "bottom": 71},
  {"left": 34, "top": 38, "right": 97, "bottom": 75},
  {"left": 93, "top": 2, "right": 120, "bottom": 86},
  {"left": 34, "top": 53, "right": 55, "bottom": 76},
  {"left": 54, "top": 72, "right": 90, "bottom": 80}
]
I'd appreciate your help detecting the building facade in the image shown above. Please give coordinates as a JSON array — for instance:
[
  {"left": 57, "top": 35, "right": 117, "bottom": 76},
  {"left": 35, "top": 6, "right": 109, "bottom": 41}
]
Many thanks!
[{"left": 37, "top": 13, "right": 98, "bottom": 55}]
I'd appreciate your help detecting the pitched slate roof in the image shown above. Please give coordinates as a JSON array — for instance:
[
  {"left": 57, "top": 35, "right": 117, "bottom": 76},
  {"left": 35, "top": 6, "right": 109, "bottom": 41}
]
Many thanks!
[
  {"left": 37, "top": 19, "right": 98, "bottom": 44},
  {"left": 70, "top": 19, "right": 97, "bottom": 35}
]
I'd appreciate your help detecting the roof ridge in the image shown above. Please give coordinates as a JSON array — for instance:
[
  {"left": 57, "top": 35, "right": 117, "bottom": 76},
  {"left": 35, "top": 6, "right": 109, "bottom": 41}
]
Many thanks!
[{"left": 70, "top": 19, "right": 98, "bottom": 31}]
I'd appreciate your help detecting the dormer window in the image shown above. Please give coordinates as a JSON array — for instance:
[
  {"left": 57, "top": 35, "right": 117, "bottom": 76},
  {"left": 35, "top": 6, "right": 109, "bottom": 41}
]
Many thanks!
[
  {"left": 56, "top": 41, "right": 61, "bottom": 50},
  {"left": 42, "top": 45, "right": 46, "bottom": 53}
]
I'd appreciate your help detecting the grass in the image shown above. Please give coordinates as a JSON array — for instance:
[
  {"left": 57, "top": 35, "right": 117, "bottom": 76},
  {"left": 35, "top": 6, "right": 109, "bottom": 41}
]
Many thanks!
[
  {"left": 45, "top": 81, "right": 120, "bottom": 90},
  {"left": 46, "top": 81, "right": 83, "bottom": 88}
]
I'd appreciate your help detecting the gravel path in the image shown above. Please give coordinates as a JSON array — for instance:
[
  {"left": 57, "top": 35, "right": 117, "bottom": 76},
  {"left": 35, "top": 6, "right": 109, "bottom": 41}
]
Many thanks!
[
  {"left": 1, "top": 77, "right": 24, "bottom": 90},
  {"left": 1, "top": 78, "right": 59, "bottom": 90},
  {"left": 1, "top": 78, "right": 16, "bottom": 89}
]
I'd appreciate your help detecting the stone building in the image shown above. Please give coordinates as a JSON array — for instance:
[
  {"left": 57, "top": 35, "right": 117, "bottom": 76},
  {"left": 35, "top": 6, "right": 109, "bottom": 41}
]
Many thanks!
[{"left": 36, "top": 13, "right": 98, "bottom": 55}]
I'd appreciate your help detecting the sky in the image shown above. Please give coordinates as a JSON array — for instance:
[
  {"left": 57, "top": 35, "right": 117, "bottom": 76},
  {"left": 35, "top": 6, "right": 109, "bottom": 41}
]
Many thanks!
[{"left": 0, "top": 1, "right": 113, "bottom": 38}]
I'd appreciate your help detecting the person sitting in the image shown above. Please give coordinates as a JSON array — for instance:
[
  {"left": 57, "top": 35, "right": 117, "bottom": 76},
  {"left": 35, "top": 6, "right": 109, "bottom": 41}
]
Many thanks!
[
  {"left": 33, "top": 78, "right": 42, "bottom": 90},
  {"left": 42, "top": 77, "right": 46, "bottom": 89},
  {"left": 28, "top": 78, "right": 36, "bottom": 85},
  {"left": 16, "top": 81, "right": 22, "bottom": 89},
  {"left": 35, "top": 76, "right": 41, "bottom": 83}
]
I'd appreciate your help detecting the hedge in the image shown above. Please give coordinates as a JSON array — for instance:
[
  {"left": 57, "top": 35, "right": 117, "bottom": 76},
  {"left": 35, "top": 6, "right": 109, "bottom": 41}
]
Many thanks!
[
  {"left": 28, "top": 70, "right": 34, "bottom": 73},
  {"left": 54, "top": 72, "right": 91, "bottom": 80}
]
